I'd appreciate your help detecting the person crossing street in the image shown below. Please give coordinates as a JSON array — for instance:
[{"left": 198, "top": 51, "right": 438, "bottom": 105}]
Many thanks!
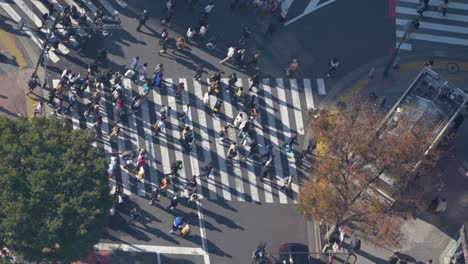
[{"left": 136, "top": 10, "right": 149, "bottom": 31}]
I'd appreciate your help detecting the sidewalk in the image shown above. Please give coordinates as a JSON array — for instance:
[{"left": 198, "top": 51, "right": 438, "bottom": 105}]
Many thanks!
[
  {"left": 312, "top": 53, "right": 468, "bottom": 264},
  {"left": 0, "top": 27, "right": 34, "bottom": 117}
]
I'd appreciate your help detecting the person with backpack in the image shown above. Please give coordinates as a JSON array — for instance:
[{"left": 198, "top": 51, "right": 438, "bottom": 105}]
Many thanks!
[
  {"left": 212, "top": 99, "right": 223, "bottom": 117},
  {"left": 197, "top": 162, "right": 213, "bottom": 179},
  {"left": 216, "top": 125, "right": 229, "bottom": 143},
  {"left": 169, "top": 216, "right": 184, "bottom": 234}
]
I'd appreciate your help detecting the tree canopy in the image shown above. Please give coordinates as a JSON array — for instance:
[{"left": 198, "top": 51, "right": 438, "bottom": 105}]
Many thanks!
[
  {"left": 297, "top": 101, "right": 440, "bottom": 247},
  {"left": 0, "top": 116, "right": 111, "bottom": 262}
]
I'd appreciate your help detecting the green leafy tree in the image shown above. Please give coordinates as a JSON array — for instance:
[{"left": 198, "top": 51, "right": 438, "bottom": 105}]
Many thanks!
[{"left": 0, "top": 116, "right": 112, "bottom": 262}]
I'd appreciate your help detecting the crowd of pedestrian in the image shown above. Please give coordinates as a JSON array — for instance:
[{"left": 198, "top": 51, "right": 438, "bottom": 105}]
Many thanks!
[{"left": 30, "top": 0, "right": 324, "bottom": 235}]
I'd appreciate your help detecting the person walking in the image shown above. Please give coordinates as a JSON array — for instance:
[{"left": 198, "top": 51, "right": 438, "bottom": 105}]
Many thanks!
[
  {"left": 160, "top": 105, "right": 172, "bottom": 117},
  {"left": 197, "top": 162, "right": 213, "bottom": 178},
  {"left": 110, "top": 125, "right": 120, "bottom": 142},
  {"left": 244, "top": 142, "right": 259, "bottom": 160},
  {"left": 130, "top": 56, "right": 140, "bottom": 71},
  {"left": 128, "top": 208, "right": 142, "bottom": 223},
  {"left": 233, "top": 112, "right": 244, "bottom": 128},
  {"left": 244, "top": 94, "right": 256, "bottom": 113},
  {"left": 327, "top": 57, "right": 340, "bottom": 77},
  {"left": 213, "top": 99, "right": 223, "bottom": 117},
  {"left": 199, "top": 24, "right": 208, "bottom": 38},
  {"left": 188, "top": 189, "right": 198, "bottom": 203},
  {"left": 227, "top": 142, "right": 237, "bottom": 159},
  {"left": 282, "top": 133, "right": 298, "bottom": 148},
  {"left": 158, "top": 37, "right": 169, "bottom": 54},
  {"left": 220, "top": 47, "right": 236, "bottom": 64},
  {"left": 417, "top": 0, "right": 429, "bottom": 19},
  {"left": 281, "top": 175, "right": 293, "bottom": 190},
  {"left": 175, "top": 82, "right": 185, "bottom": 97},
  {"left": 246, "top": 51, "right": 260, "bottom": 69},
  {"left": 179, "top": 103, "right": 191, "bottom": 122},
  {"left": 169, "top": 192, "right": 180, "bottom": 210},
  {"left": 173, "top": 36, "right": 186, "bottom": 53},
  {"left": 136, "top": 10, "right": 149, "bottom": 31},
  {"left": 180, "top": 223, "right": 191, "bottom": 236},
  {"left": 439, "top": 0, "right": 448, "bottom": 16},
  {"left": 216, "top": 125, "right": 229, "bottom": 143},
  {"left": 285, "top": 58, "right": 299, "bottom": 76},
  {"left": 203, "top": 2, "right": 215, "bottom": 16},
  {"left": 249, "top": 74, "right": 260, "bottom": 91},
  {"left": 33, "top": 102, "right": 44, "bottom": 117},
  {"left": 186, "top": 27, "right": 196, "bottom": 43},
  {"left": 167, "top": 160, "right": 183, "bottom": 177},
  {"left": 149, "top": 186, "right": 160, "bottom": 205},
  {"left": 169, "top": 216, "right": 184, "bottom": 234},
  {"left": 194, "top": 63, "right": 204, "bottom": 81},
  {"left": 228, "top": 73, "right": 238, "bottom": 90},
  {"left": 152, "top": 115, "right": 166, "bottom": 135}
]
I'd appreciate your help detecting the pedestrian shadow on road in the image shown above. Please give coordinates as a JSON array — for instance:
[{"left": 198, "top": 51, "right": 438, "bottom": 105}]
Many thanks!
[
  {"left": 205, "top": 238, "right": 233, "bottom": 258},
  {"left": 0, "top": 105, "right": 21, "bottom": 118},
  {"left": 200, "top": 204, "right": 244, "bottom": 230},
  {"left": 0, "top": 54, "right": 19, "bottom": 67}
]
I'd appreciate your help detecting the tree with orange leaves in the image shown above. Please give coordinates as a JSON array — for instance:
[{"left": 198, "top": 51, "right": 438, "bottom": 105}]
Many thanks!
[{"left": 297, "top": 100, "right": 442, "bottom": 247}]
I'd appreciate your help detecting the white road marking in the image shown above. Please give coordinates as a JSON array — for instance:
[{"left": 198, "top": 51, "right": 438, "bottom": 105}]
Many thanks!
[
  {"left": 275, "top": 78, "right": 299, "bottom": 201},
  {"left": 154, "top": 78, "right": 174, "bottom": 197},
  {"left": 115, "top": 0, "right": 128, "bottom": 8},
  {"left": 193, "top": 80, "right": 217, "bottom": 200},
  {"left": 99, "top": 0, "right": 119, "bottom": 16},
  {"left": 396, "top": 41, "right": 413, "bottom": 51},
  {"left": 397, "top": 18, "right": 468, "bottom": 35},
  {"left": 0, "top": 0, "right": 60, "bottom": 62},
  {"left": 138, "top": 84, "right": 160, "bottom": 191},
  {"left": 95, "top": 243, "right": 206, "bottom": 255},
  {"left": 196, "top": 201, "right": 211, "bottom": 264},
  {"left": 303, "top": 79, "right": 315, "bottom": 110},
  {"left": 398, "top": 0, "right": 468, "bottom": 12},
  {"left": 221, "top": 79, "right": 245, "bottom": 202},
  {"left": 262, "top": 79, "right": 288, "bottom": 204},
  {"left": 289, "top": 79, "right": 305, "bottom": 135},
  {"left": 397, "top": 30, "right": 468, "bottom": 47},
  {"left": 208, "top": 77, "right": 232, "bottom": 201},
  {"left": 396, "top": 7, "right": 468, "bottom": 23},
  {"left": 108, "top": 80, "right": 131, "bottom": 196},
  {"left": 80, "top": 0, "right": 98, "bottom": 13},
  {"left": 123, "top": 78, "right": 146, "bottom": 197},
  {"left": 285, "top": 0, "right": 338, "bottom": 26},
  {"left": 316, "top": 78, "right": 326, "bottom": 95}
]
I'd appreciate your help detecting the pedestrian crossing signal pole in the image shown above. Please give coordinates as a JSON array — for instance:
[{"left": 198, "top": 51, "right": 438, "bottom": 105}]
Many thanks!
[
  {"left": 31, "top": 11, "right": 63, "bottom": 79},
  {"left": 383, "top": 36, "right": 406, "bottom": 78},
  {"left": 383, "top": 19, "right": 419, "bottom": 78}
]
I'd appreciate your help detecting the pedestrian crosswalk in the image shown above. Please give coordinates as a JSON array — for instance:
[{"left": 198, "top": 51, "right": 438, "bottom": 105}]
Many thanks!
[
  {"left": 55, "top": 76, "right": 326, "bottom": 204},
  {"left": 396, "top": 0, "right": 468, "bottom": 51},
  {"left": 0, "top": 0, "right": 122, "bottom": 63}
]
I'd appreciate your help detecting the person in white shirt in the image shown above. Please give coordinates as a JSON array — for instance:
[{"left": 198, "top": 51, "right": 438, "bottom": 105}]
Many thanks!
[
  {"left": 220, "top": 47, "right": 236, "bottom": 64},
  {"left": 186, "top": 28, "right": 196, "bottom": 42}
]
